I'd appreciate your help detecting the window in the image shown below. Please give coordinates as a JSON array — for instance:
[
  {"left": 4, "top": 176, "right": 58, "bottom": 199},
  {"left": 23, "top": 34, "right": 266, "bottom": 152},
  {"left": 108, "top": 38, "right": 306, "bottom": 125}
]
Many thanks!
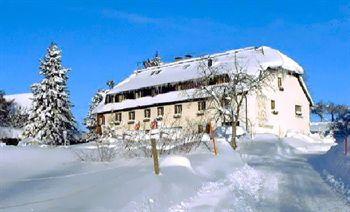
[
  {"left": 157, "top": 107, "right": 164, "bottom": 116},
  {"left": 278, "top": 77, "right": 284, "bottom": 91},
  {"left": 129, "top": 111, "right": 135, "bottom": 120},
  {"left": 198, "top": 125, "right": 204, "bottom": 133},
  {"left": 175, "top": 104, "right": 182, "bottom": 114},
  {"left": 144, "top": 109, "right": 151, "bottom": 118},
  {"left": 98, "top": 116, "right": 105, "bottom": 125},
  {"left": 135, "top": 91, "right": 142, "bottom": 98},
  {"left": 295, "top": 105, "right": 302, "bottom": 117},
  {"left": 115, "top": 94, "right": 123, "bottom": 103},
  {"left": 198, "top": 101, "right": 206, "bottom": 111},
  {"left": 115, "top": 113, "right": 122, "bottom": 122},
  {"left": 105, "top": 94, "right": 112, "bottom": 104},
  {"left": 271, "top": 100, "right": 278, "bottom": 115},
  {"left": 271, "top": 100, "right": 276, "bottom": 110}
]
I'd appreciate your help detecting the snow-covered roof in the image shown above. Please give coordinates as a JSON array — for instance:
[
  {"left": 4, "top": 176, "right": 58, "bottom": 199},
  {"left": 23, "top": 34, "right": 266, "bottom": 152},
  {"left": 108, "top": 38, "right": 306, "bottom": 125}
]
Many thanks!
[
  {"left": 4, "top": 93, "right": 33, "bottom": 110},
  {"left": 94, "top": 46, "right": 306, "bottom": 114},
  {"left": 109, "top": 46, "right": 303, "bottom": 94},
  {"left": 0, "top": 127, "right": 23, "bottom": 139},
  {"left": 93, "top": 89, "right": 201, "bottom": 114}
]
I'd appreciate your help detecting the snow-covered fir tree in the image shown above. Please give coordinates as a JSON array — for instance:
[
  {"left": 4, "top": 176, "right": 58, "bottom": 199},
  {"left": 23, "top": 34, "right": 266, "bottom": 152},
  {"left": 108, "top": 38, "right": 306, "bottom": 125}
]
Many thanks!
[
  {"left": 23, "top": 43, "right": 77, "bottom": 145},
  {"left": 84, "top": 89, "right": 106, "bottom": 141},
  {"left": 84, "top": 90, "right": 104, "bottom": 130}
]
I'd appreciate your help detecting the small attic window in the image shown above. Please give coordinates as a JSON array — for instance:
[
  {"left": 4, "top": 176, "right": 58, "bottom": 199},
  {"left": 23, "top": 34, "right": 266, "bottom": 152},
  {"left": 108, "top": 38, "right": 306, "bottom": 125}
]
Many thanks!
[
  {"left": 208, "top": 58, "right": 213, "bottom": 67},
  {"left": 150, "top": 69, "right": 162, "bottom": 75}
]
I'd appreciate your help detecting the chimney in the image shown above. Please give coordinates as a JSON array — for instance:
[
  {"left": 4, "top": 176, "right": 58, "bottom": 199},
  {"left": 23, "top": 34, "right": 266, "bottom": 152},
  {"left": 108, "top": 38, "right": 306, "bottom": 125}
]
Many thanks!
[{"left": 175, "top": 56, "right": 183, "bottom": 62}]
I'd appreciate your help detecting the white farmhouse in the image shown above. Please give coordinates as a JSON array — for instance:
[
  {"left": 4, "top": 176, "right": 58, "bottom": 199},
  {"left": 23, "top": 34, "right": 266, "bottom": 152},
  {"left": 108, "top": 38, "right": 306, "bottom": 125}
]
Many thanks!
[{"left": 93, "top": 46, "right": 313, "bottom": 137}]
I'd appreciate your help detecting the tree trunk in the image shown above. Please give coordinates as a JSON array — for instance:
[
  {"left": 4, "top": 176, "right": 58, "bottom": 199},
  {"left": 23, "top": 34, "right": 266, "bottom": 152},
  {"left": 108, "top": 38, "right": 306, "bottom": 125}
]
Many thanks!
[{"left": 231, "top": 121, "right": 237, "bottom": 150}]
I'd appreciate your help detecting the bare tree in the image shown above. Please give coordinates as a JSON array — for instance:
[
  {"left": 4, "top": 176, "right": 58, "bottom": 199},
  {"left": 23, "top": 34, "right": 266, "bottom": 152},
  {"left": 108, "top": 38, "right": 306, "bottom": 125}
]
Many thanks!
[
  {"left": 194, "top": 54, "right": 273, "bottom": 149},
  {"left": 312, "top": 101, "right": 327, "bottom": 121},
  {"left": 327, "top": 102, "right": 349, "bottom": 122},
  {"left": 333, "top": 109, "right": 350, "bottom": 138}
]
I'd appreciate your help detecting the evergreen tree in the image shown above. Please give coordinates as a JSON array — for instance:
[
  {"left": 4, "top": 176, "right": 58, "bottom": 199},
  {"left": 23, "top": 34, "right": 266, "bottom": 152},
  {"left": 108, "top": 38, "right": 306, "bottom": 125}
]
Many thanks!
[
  {"left": 24, "top": 43, "right": 77, "bottom": 145},
  {"left": 0, "top": 90, "right": 13, "bottom": 126},
  {"left": 84, "top": 90, "right": 104, "bottom": 130},
  {"left": 84, "top": 90, "right": 105, "bottom": 141}
]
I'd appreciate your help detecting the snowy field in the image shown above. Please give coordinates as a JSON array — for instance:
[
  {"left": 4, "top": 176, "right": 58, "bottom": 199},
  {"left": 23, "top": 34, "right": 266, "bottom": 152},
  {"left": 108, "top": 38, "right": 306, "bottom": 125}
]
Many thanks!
[{"left": 0, "top": 134, "right": 349, "bottom": 211}]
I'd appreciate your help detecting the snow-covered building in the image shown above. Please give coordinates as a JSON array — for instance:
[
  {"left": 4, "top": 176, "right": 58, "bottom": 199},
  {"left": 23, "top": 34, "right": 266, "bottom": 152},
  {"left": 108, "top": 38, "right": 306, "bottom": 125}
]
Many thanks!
[
  {"left": 0, "top": 93, "right": 32, "bottom": 145},
  {"left": 93, "top": 46, "right": 313, "bottom": 136},
  {"left": 4, "top": 93, "right": 32, "bottom": 112}
]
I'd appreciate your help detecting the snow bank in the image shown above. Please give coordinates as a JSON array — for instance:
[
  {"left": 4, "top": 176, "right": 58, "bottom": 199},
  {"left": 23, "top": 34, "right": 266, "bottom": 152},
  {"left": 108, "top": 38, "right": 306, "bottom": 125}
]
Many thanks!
[
  {"left": 160, "top": 155, "right": 194, "bottom": 172},
  {"left": 309, "top": 137, "right": 350, "bottom": 188},
  {"left": 0, "top": 146, "right": 77, "bottom": 180},
  {"left": 283, "top": 131, "right": 336, "bottom": 154}
]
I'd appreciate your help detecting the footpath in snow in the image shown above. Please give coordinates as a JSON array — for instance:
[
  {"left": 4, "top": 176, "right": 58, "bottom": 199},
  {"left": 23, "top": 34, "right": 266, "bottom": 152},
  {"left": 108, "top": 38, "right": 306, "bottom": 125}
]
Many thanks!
[{"left": 0, "top": 134, "right": 349, "bottom": 211}]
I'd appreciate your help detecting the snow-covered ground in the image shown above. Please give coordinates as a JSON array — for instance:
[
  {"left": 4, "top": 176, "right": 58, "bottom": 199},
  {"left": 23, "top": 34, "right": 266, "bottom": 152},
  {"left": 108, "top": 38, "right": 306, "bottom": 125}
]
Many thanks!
[
  {"left": 308, "top": 135, "right": 350, "bottom": 203},
  {"left": 0, "top": 134, "right": 349, "bottom": 211}
]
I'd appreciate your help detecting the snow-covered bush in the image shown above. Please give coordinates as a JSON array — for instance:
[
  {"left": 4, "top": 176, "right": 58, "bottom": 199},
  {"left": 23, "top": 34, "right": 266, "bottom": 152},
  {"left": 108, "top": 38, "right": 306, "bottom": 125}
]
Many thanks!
[
  {"left": 121, "top": 119, "right": 212, "bottom": 157},
  {"left": 75, "top": 139, "right": 119, "bottom": 162}
]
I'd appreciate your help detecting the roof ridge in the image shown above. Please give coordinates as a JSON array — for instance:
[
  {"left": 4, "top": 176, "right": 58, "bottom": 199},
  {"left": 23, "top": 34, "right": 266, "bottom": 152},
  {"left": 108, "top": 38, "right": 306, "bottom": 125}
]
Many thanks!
[{"left": 133, "top": 46, "right": 260, "bottom": 74}]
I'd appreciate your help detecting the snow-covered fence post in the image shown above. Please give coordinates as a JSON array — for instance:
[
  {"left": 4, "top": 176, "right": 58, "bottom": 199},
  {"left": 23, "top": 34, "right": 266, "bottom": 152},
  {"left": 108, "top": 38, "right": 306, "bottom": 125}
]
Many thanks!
[
  {"left": 151, "top": 138, "right": 160, "bottom": 175},
  {"left": 150, "top": 120, "right": 160, "bottom": 175},
  {"left": 345, "top": 136, "right": 348, "bottom": 156},
  {"left": 209, "top": 124, "right": 218, "bottom": 156}
]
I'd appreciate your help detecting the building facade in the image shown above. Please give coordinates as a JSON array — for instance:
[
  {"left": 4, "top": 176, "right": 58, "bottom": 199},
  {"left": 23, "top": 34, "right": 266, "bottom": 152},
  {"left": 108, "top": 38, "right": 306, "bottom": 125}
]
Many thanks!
[{"left": 93, "top": 46, "right": 313, "bottom": 137}]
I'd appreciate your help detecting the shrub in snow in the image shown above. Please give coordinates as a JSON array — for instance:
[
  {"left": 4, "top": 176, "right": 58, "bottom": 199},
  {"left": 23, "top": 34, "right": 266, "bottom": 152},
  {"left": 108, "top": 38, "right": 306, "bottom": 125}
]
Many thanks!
[
  {"left": 23, "top": 43, "right": 78, "bottom": 146},
  {"left": 77, "top": 120, "right": 214, "bottom": 161},
  {"left": 75, "top": 124, "right": 119, "bottom": 162},
  {"left": 75, "top": 139, "right": 119, "bottom": 162},
  {"left": 121, "top": 119, "right": 213, "bottom": 157}
]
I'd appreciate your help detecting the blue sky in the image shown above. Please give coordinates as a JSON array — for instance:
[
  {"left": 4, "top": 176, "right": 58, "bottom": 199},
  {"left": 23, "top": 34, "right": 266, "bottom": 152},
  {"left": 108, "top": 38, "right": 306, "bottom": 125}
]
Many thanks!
[{"left": 1, "top": 0, "right": 349, "bottom": 128}]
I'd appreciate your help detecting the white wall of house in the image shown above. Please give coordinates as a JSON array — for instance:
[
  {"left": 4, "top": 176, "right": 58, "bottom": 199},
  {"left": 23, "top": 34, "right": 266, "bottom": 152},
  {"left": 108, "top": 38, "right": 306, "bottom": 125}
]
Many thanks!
[{"left": 245, "top": 72, "right": 311, "bottom": 136}]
